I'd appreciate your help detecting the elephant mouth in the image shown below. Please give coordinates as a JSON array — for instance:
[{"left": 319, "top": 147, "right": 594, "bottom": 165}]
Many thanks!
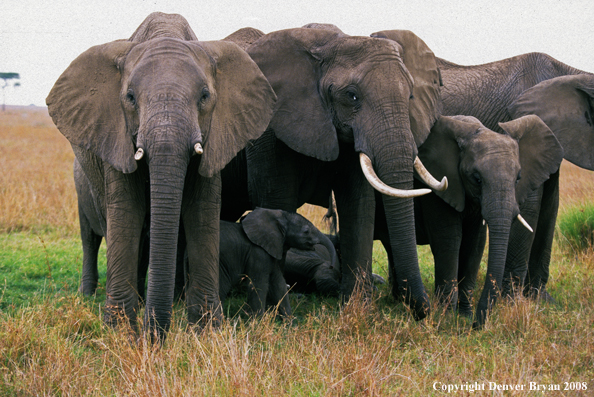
[{"left": 359, "top": 153, "right": 447, "bottom": 198}]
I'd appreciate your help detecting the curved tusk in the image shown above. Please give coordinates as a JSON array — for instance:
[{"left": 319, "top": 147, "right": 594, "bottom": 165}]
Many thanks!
[
  {"left": 194, "top": 143, "right": 203, "bottom": 155},
  {"left": 517, "top": 214, "right": 533, "bottom": 233},
  {"left": 134, "top": 148, "right": 144, "bottom": 161},
  {"left": 359, "top": 153, "right": 431, "bottom": 198},
  {"left": 414, "top": 157, "right": 448, "bottom": 191}
]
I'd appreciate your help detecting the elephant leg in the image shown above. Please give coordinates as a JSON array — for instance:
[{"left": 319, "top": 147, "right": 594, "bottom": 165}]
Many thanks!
[
  {"left": 417, "top": 193, "right": 463, "bottom": 311},
  {"left": 267, "top": 260, "right": 292, "bottom": 318},
  {"left": 431, "top": 238, "right": 462, "bottom": 311},
  {"left": 247, "top": 129, "right": 301, "bottom": 211},
  {"left": 174, "top": 223, "right": 187, "bottom": 302},
  {"left": 78, "top": 206, "right": 103, "bottom": 296},
  {"left": 103, "top": 166, "right": 146, "bottom": 330},
  {"left": 136, "top": 224, "right": 150, "bottom": 303},
  {"left": 244, "top": 248, "right": 271, "bottom": 316},
  {"left": 182, "top": 171, "right": 223, "bottom": 329},
  {"left": 502, "top": 186, "right": 543, "bottom": 297},
  {"left": 374, "top": 198, "right": 401, "bottom": 300},
  {"left": 457, "top": 218, "right": 487, "bottom": 317},
  {"left": 333, "top": 153, "right": 375, "bottom": 300},
  {"left": 523, "top": 171, "right": 559, "bottom": 302}
]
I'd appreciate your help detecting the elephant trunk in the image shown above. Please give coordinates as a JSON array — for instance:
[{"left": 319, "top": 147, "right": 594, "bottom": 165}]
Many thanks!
[
  {"left": 143, "top": 129, "right": 192, "bottom": 339},
  {"left": 315, "top": 229, "right": 340, "bottom": 273},
  {"left": 369, "top": 126, "right": 430, "bottom": 320},
  {"left": 474, "top": 201, "right": 515, "bottom": 328}
]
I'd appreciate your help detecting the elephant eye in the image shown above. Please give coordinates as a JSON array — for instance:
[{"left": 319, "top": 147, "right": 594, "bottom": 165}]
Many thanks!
[
  {"left": 473, "top": 172, "right": 482, "bottom": 185},
  {"left": 347, "top": 91, "right": 359, "bottom": 102},
  {"left": 516, "top": 171, "right": 522, "bottom": 183},
  {"left": 126, "top": 90, "right": 136, "bottom": 106},
  {"left": 200, "top": 87, "right": 210, "bottom": 103}
]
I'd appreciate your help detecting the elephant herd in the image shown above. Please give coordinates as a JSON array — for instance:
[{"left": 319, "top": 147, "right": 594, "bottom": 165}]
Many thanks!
[{"left": 45, "top": 12, "right": 594, "bottom": 339}]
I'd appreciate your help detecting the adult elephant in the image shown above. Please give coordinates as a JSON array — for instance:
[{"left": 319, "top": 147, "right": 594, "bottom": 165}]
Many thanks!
[
  {"left": 377, "top": 115, "right": 563, "bottom": 326},
  {"left": 223, "top": 26, "right": 450, "bottom": 320},
  {"left": 436, "top": 53, "right": 594, "bottom": 301},
  {"left": 46, "top": 12, "right": 276, "bottom": 338}
]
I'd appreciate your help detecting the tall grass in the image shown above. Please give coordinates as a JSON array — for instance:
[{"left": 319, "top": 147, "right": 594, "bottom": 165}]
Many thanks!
[
  {"left": 1, "top": 107, "right": 594, "bottom": 395},
  {"left": 0, "top": 107, "right": 77, "bottom": 235}
]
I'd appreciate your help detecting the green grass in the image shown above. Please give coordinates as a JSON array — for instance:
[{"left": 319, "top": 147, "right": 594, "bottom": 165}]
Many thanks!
[
  {"left": 0, "top": 232, "right": 106, "bottom": 310},
  {"left": 556, "top": 203, "right": 594, "bottom": 253},
  {"left": 1, "top": 232, "right": 593, "bottom": 395}
]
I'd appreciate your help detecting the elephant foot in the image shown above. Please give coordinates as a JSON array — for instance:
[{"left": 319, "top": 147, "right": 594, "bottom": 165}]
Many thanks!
[
  {"left": 78, "top": 284, "right": 97, "bottom": 296},
  {"left": 372, "top": 273, "right": 386, "bottom": 285},
  {"left": 457, "top": 307, "right": 473, "bottom": 319},
  {"left": 407, "top": 292, "right": 430, "bottom": 321},
  {"left": 78, "top": 280, "right": 98, "bottom": 296},
  {"left": 502, "top": 276, "right": 524, "bottom": 299},
  {"left": 524, "top": 286, "right": 556, "bottom": 304}
]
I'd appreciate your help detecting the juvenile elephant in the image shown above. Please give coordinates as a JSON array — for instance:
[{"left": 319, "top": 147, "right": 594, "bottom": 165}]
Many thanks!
[
  {"left": 375, "top": 115, "right": 563, "bottom": 325},
  {"left": 219, "top": 208, "right": 326, "bottom": 316},
  {"left": 222, "top": 26, "right": 456, "bottom": 320},
  {"left": 47, "top": 13, "right": 276, "bottom": 338},
  {"left": 284, "top": 233, "right": 386, "bottom": 296},
  {"left": 284, "top": 234, "right": 342, "bottom": 296},
  {"left": 436, "top": 53, "right": 594, "bottom": 301}
]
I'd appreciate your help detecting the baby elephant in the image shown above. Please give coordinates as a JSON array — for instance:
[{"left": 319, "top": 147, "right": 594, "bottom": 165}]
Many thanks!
[
  {"left": 284, "top": 233, "right": 385, "bottom": 296},
  {"left": 284, "top": 235, "right": 342, "bottom": 296},
  {"left": 219, "top": 207, "right": 323, "bottom": 316}
]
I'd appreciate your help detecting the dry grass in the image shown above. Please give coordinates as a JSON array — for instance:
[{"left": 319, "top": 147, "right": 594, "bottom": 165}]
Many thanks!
[
  {"left": 1, "top": 107, "right": 594, "bottom": 395},
  {"left": 0, "top": 106, "right": 77, "bottom": 235}
]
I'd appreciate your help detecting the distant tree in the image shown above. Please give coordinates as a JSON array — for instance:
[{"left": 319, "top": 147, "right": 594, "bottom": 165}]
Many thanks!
[{"left": 1, "top": 72, "right": 20, "bottom": 111}]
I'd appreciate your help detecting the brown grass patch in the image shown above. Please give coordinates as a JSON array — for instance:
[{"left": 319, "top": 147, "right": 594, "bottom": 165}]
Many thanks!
[
  {"left": 0, "top": 107, "right": 77, "bottom": 235},
  {"left": 1, "top": 107, "right": 594, "bottom": 395}
]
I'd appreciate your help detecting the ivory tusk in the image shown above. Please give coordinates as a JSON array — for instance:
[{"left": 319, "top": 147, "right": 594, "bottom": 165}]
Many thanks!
[
  {"left": 414, "top": 157, "right": 448, "bottom": 191},
  {"left": 134, "top": 148, "right": 144, "bottom": 161},
  {"left": 194, "top": 143, "right": 203, "bottom": 155},
  {"left": 359, "top": 153, "right": 431, "bottom": 198},
  {"left": 517, "top": 215, "right": 533, "bottom": 233}
]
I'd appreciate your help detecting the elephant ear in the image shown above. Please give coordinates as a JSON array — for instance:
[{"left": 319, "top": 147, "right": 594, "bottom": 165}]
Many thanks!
[
  {"left": 247, "top": 28, "right": 339, "bottom": 161},
  {"left": 129, "top": 12, "right": 198, "bottom": 42},
  {"left": 224, "top": 27, "right": 265, "bottom": 50},
  {"left": 371, "top": 30, "right": 442, "bottom": 147},
  {"left": 196, "top": 41, "right": 277, "bottom": 178},
  {"left": 508, "top": 74, "right": 594, "bottom": 170},
  {"left": 241, "top": 208, "right": 286, "bottom": 260},
  {"left": 46, "top": 40, "right": 137, "bottom": 174},
  {"left": 499, "top": 115, "right": 564, "bottom": 205},
  {"left": 418, "top": 116, "right": 482, "bottom": 212}
]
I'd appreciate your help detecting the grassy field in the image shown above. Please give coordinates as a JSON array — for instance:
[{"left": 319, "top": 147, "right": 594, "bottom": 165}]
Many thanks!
[{"left": 1, "top": 107, "right": 593, "bottom": 395}]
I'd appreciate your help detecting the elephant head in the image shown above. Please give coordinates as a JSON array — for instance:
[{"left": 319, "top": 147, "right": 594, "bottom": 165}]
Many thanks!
[
  {"left": 237, "top": 27, "right": 447, "bottom": 318},
  {"left": 508, "top": 74, "right": 594, "bottom": 170},
  {"left": 46, "top": 12, "right": 276, "bottom": 336},
  {"left": 418, "top": 114, "right": 564, "bottom": 325},
  {"left": 241, "top": 208, "right": 330, "bottom": 260}
]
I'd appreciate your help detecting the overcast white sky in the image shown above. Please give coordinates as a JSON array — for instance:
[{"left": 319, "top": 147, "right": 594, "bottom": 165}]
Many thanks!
[{"left": 1, "top": 0, "right": 593, "bottom": 106}]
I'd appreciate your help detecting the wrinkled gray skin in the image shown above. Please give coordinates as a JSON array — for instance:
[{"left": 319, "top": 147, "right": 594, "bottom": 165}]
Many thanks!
[
  {"left": 218, "top": 208, "right": 323, "bottom": 316},
  {"left": 284, "top": 233, "right": 385, "bottom": 296},
  {"left": 47, "top": 13, "right": 276, "bottom": 339},
  {"left": 74, "top": 157, "right": 175, "bottom": 300},
  {"left": 376, "top": 115, "right": 563, "bottom": 326},
  {"left": 74, "top": 158, "right": 105, "bottom": 296},
  {"left": 222, "top": 26, "right": 454, "bottom": 320},
  {"left": 437, "top": 53, "right": 594, "bottom": 305},
  {"left": 284, "top": 234, "right": 342, "bottom": 296}
]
